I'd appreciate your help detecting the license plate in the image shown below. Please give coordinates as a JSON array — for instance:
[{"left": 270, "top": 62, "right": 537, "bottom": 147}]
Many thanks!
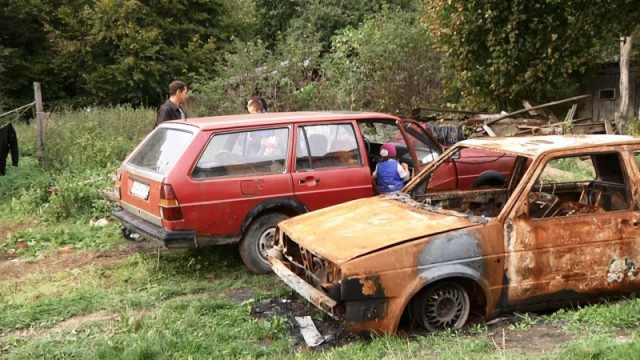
[{"left": 130, "top": 181, "right": 150, "bottom": 200}]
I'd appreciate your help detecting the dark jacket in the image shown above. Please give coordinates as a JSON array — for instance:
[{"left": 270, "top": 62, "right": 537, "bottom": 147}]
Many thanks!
[
  {"left": 0, "top": 123, "right": 19, "bottom": 176},
  {"left": 154, "top": 100, "right": 186, "bottom": 128}
]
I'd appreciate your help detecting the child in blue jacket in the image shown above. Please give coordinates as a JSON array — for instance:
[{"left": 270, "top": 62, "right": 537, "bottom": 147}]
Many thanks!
[{"left": 372, "top": 142, "right": 410, "bottom": 193}]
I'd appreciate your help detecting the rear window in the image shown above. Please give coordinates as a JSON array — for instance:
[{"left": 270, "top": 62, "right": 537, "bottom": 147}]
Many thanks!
[{"left": 127, "top": 128, "right": 193, "bottom": 174}]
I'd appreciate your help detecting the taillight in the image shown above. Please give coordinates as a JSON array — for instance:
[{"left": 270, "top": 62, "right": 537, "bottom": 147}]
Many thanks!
[{"left": 160, "top": 184, "right": 183, "bottom": 221}]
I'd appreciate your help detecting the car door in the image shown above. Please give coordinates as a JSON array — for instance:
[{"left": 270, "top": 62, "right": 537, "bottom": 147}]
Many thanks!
[
  {"left": 292, "top": 122, "right": 372, "bottom": 211},
  {"left": 504, "top": 150, "right": 640, "bottom": 308},
  {"left": 187, "top": 126, "right": 293, "bottom": 236},
  {"left": 357, "top": 119, "right": 442, "bottom": 177}
]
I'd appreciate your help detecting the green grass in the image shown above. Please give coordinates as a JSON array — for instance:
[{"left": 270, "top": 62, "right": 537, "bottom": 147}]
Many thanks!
[{"left": 4, "top": 108, "right": 640, "bottom": 358}]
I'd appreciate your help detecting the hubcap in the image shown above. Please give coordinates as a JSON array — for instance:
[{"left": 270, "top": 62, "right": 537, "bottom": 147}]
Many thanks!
[
  {"left": 424, "top": 286, "right": 467, "bottom": 330},
  {"left": 257, "top": 227, "right": 276, "bottom": 262}
]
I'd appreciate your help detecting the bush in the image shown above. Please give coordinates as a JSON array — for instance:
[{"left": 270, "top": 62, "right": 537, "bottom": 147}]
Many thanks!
[
  {"left": 2, "top": 107, "right": 152, "bottom": 223},
  {"left": 319, "top": 7, "right": 445, "bottom": 113},
  {"left": 193, "top": 7, "right": 443, "bottom": 115},
  {"left": 42, "top": 106, "right": 154, "bottom": 172}
]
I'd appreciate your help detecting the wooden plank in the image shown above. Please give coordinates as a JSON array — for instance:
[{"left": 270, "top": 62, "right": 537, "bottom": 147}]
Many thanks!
[
  {"left": 485, "top": 94, "right": 591, "bottom": 126},
  {"left": 564, "top": 104, "right": 577, "bottom": 122},
  {"left": 523, "top": 100, "right": 559, "bottom": 122},
  {"left": 483, "top": 124, "right": 497, "bottom": 137},
  {"left": 411, "top": 107, "right": 493, "bottom": 116}
]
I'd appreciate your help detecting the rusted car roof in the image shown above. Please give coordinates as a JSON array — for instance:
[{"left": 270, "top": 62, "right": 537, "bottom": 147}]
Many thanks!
[
  {"left": 278, "top": 196, "right": 477, "bottom": 264},
  {"left": 160, "top": 111, "right": 398, "bottom": 132},
  {"left": 461, "top": 135, "right": 640, "bottom": 157}
]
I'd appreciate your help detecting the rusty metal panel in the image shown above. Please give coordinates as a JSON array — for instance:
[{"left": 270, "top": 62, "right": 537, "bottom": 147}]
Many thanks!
[
  {"left": 507, "top": 208, "right": 640, "bottom": 304},
  {"left": 279, "top": 196, "right": 474, "bottom": 264},
  {"left": 461, "top": 135, "right": 640, "bottom": 157},
  {"left": 271, "top": 257, "right": 339, "bottom": 318}
]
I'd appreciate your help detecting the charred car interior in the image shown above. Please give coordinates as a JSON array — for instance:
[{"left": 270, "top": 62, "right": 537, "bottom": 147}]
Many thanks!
[{"left": 269, "top": 135, "right": 640, "bottom": 335}]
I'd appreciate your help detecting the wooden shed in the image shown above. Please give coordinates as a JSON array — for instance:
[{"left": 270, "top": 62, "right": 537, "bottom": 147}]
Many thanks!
[{"left": 578, "top": 62, "right": 640, "bottom": 123}]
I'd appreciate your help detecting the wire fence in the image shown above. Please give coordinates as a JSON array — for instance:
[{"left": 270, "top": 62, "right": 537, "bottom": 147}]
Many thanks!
[{"left": 0, "top": 102, "right": 35, "bottom": 121}]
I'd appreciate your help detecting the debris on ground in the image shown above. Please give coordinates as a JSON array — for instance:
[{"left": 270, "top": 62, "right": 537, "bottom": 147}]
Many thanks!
[
  {"left": 412, "top": 94, "right": 610, "bottom": 142},
  {"left": 295, "top": 316, "right": 324, "bottom": 347}
]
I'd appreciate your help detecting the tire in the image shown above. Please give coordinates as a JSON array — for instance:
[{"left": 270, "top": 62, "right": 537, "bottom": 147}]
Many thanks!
[
  {"left": 412, "top": 282, "right": 470, "bottom": 332},
  {"left": 470, "top": 171, "right": 506, "bottom": 188},
  {"left": 239, "top": 212, "right": 289, "bottom": 274}
]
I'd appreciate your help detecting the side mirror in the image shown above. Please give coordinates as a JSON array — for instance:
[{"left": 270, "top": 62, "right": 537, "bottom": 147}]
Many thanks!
[{"left": 446, "top": 148, "right": 460, "bottom": 159}]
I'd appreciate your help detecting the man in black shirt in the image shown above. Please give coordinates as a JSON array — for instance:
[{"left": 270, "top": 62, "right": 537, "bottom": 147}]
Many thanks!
[{"left": 154, "top": 80, "right": 189, "bottom": 128}]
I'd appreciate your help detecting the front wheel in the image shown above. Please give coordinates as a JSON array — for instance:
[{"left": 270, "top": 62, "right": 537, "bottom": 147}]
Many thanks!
[
  {"left": 412, "top": 282, "right": 470, "bottom": 332},
  {"left": 239, "top": 213, "right": 289, "bottom": 273}
]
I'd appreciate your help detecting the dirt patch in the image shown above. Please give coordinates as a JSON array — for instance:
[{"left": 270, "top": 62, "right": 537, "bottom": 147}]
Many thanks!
[
  {"left": 0, "top": 219, "right": 34, "bottom": 261},
  {"left": 0, "top": 241, "right": 157, "bottom": 281},
  {"left": 251, "top": 295, "right": 357, "bottom": 351},
  {"left": 223, "top": 288, "right": 257, "bottom": 304},
  {"left": 10, "top": 311, "right": 122, "bottom": 339},
  {"left": 252, "top": 297, "right": 575, "bottom": 355},
  {"left": 483, "top": 316, "right": 576, "bottom": 356}
]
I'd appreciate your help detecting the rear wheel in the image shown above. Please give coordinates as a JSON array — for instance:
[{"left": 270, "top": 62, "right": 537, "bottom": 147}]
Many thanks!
[
  {"left": 412, "top": 282, "right": 470, "bottom": 332},
  {"left": 239, "top": 213, "right": 289, "bottom": 273},
  {"left": 470, "top": 171, "right": 506, "bottom": 188}
]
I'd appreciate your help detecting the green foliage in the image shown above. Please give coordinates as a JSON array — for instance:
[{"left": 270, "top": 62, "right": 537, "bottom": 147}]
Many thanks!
[
  {"left": 0, "top": 247, "right": 289, "bottom": 358},
  {"left": 624, "top": 118, "right": 640, "bottom": 135},
  {"left": 424, "top": 0, "right": 640, "bottom": 111},
  {"left": 0, "top": 0, "right": 75, "bottom": 109},
  {"left": 1, "top": 223, "right": 119, "bottom": 257},
  {"left": 0, "top": 157, "right": 50, "bottom": 202},
  {"left": 42, "top": 106, "right": 153, "bottom": 172},
  {"left": 0, "top": 0, "right": 256, "bottom": 108},
  {"left": 549, "top": 296, "right": 640, "bottom": 331},
  {"left": 319, "top": 7, "right": 444, "bottom": 113},
  {"left": 42, "top": 170, "right": 114, "bottom": 221},
  {"left": 507, "top": 312, "right": 538, "bottom": 331},
  {"left": 555, "top": 333, "right": 640, "bottom": 360},
  {"left": 3, "top": 164, "right": 115, "bottom": 223},
  {"left": 195, "top": 5, "right": 439, "bottom": 115},
  {"left": 1, "top": 107, "right": 152, "bottom": 224}
]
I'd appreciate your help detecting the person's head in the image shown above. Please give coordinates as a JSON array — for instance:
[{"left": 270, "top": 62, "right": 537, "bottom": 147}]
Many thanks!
[
  {"left": 247, "top": 96, "right": 266, "bottom": 114},
  {"left": 380, "top": 142, "right": 396, "bottom": 159},
  {"left": 169, "top": 80, "right": 189, "bottom": 106}
]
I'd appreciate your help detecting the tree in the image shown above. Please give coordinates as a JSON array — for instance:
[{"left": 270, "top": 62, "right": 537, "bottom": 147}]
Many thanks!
[
  {"left": 0, "top": 0, "right": 257, "bottom": 108},
  {"left": 424, "top": 0, "right": 640, "bottom": 111},
  {"left": 319, "top": 7, "right": 444, "bottom": 113},
  {"left": 0, "top": 0, "right": 78, "bottom": 109}
]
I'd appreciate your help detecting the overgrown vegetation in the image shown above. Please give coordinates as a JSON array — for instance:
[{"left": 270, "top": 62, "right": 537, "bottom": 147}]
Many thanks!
[
  {"left": 0, "top": 108, "right": 151, "bottom": 256},
  {"left": 2, "top": 1, "right": 639, "bottom": 113},
  {"left": 3, "top": 1, "right": 640, "bottom": 356},
  {"left": 1, "top": 108, "right": 640, "bottom": 358}
]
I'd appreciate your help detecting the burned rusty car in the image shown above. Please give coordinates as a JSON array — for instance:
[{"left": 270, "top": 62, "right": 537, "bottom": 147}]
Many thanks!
[{"left": 269, "top": 135, "right": 640, "bottom": 335}]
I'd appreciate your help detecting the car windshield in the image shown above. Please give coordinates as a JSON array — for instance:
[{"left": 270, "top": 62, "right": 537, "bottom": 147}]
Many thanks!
[{"left": 127, "top": 128, "right": 193, "bottom": 174}]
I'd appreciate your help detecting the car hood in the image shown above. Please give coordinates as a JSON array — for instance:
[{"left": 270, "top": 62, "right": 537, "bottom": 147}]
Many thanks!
[{"left": 279, "top": 195, "right": 478, "bottom": 264}]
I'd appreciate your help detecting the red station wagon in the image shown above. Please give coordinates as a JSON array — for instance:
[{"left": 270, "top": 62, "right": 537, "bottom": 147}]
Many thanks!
[{"left": 112, "top": 112, "right": 512, "bottom": 273}]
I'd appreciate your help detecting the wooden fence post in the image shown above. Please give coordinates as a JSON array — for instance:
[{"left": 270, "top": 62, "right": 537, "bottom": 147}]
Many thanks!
[{"left": 33, "top": 82, "right": 45, "bottom": 158}]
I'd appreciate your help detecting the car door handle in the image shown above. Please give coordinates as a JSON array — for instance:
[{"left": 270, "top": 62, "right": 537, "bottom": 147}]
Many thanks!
[{"left": 298, "top": 177, "right": 320, "bottom": 185}]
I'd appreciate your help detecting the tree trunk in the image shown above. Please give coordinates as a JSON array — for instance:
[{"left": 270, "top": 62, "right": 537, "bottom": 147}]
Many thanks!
[{"left": 616, "top": 36, "right": 632, "bottom": 134}]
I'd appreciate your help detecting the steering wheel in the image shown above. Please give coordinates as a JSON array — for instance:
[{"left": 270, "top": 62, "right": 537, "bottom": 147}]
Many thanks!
[{"left": 363, "top": 138, "right": 371, "bottom": 154}]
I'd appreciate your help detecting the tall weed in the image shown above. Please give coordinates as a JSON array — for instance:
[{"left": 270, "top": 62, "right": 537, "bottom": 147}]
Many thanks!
[
  {"left": 2, "top": 107, "right": 154, "bottom": 224},
  {"left": 42, "top": 106, "right": 154, "bottom": 172}
]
